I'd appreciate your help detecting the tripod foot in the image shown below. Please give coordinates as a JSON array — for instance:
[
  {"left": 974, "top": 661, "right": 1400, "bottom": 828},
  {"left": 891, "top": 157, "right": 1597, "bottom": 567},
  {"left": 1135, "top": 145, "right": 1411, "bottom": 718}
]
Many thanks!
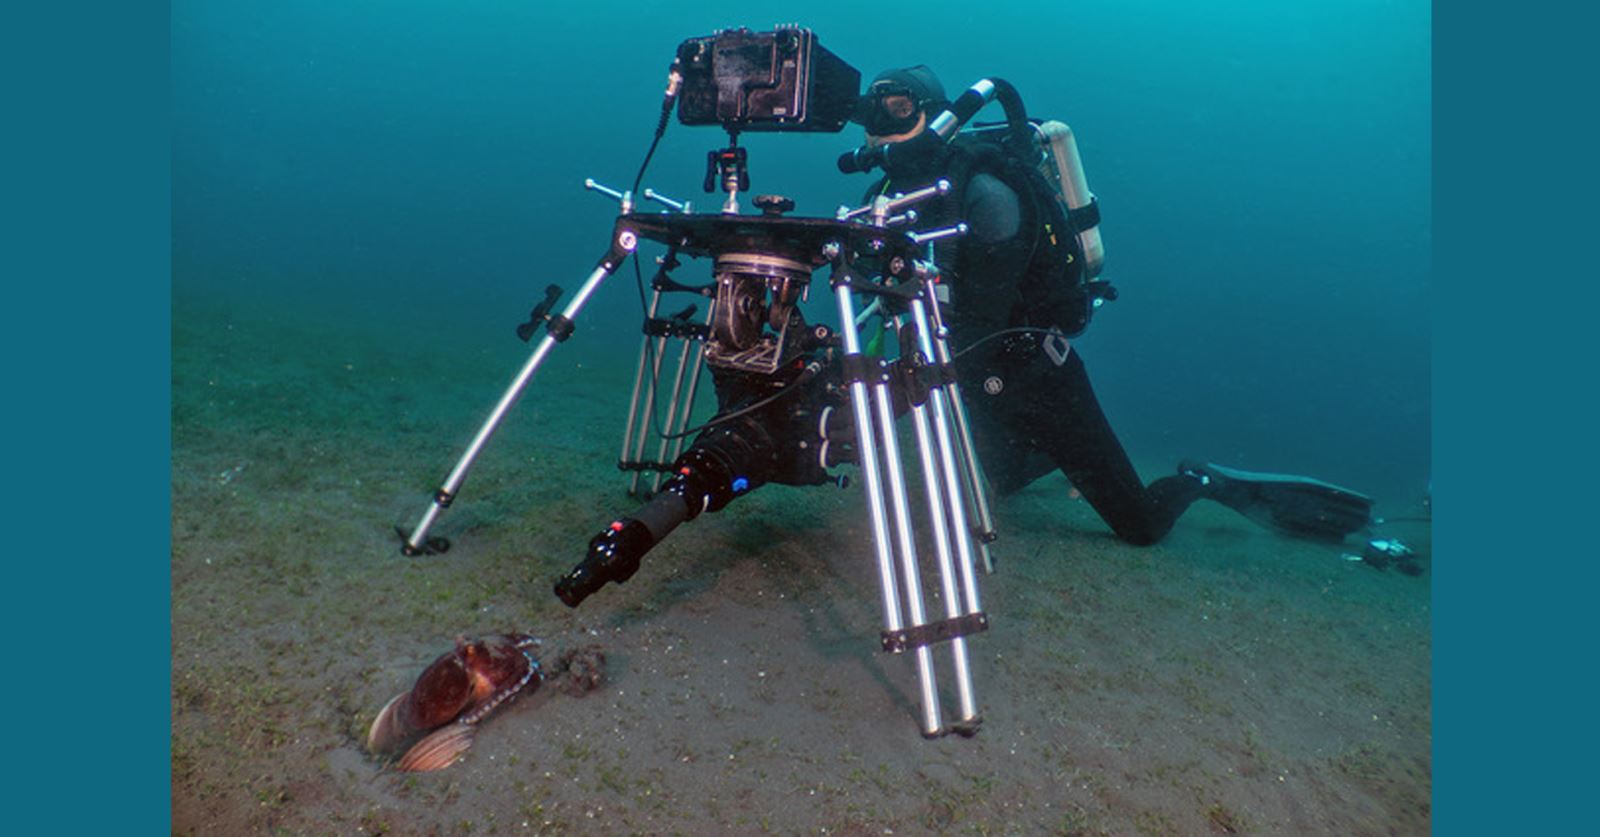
[
  {"left": 947, "top": 717, "right": 982, "bottom": 738},
  {"left": 395, "top": 526, "right": 451, "bottom": 556},
  {"left": 921, "top": 713, "right": 979, "bottom": 739},
  {"left": 918, "top": 716, "right": 982, "bottom": 739}
]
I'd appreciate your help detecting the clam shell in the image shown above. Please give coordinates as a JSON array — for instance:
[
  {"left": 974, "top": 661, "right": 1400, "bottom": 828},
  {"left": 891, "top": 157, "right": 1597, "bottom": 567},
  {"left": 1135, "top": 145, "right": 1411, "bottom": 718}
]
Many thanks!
[
  {"left": 366, "top": 691, "right": 411, "bottom": 754},
  {"left": 396, "top": 722, "right": 477, "bottom": 772}
]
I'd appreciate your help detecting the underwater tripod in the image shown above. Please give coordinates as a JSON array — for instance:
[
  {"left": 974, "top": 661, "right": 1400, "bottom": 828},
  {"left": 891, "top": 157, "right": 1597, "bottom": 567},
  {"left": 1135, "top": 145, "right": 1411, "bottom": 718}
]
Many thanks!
[
  {"left": 394, "top": 21, "right": 1025, "bottom": 738},
  {"left": 579, "top": 174, "right": 1002, "bottom": 736},
  {"left": 398, "top": 157, "right": 1001, "bottom": 736}
]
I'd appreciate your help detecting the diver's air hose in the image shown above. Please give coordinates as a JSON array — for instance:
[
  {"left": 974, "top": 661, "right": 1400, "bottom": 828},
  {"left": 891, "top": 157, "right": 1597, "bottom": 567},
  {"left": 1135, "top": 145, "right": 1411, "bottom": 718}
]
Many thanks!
[{"left": 928, "top": 78, "right": 1030, "bottom": 149}]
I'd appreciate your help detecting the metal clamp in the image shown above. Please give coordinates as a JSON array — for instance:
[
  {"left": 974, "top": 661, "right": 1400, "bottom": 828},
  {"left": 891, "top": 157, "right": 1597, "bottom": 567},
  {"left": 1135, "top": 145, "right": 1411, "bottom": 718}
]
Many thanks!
[
  {"left": 643, "top": 188, "right": 692, "bottom": 213},
  {"left": 585, "top": 178, "right": 634, "bottom": 214},
  {"left": 837, "top": 179, "right": 951, "bottom": 223}
]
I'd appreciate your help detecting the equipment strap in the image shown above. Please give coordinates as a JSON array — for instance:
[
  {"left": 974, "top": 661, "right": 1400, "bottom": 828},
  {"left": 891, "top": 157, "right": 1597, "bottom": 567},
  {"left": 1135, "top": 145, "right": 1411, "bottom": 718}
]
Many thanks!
[
  {"left": 1067, "top": 196, "right": 1099, "bottom": 232},
  {"left": 881, "top": 612, "right": 989, "bottom": 653},
  {"left": 839, "top": 352, "right": 887, "bottom": 386}
]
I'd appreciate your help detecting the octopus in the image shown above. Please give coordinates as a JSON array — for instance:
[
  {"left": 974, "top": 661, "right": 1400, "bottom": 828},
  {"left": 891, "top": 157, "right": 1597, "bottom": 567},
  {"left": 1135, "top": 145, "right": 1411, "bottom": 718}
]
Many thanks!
[{"left": 366, "top": 633, "right": 543, "bottom": 772}]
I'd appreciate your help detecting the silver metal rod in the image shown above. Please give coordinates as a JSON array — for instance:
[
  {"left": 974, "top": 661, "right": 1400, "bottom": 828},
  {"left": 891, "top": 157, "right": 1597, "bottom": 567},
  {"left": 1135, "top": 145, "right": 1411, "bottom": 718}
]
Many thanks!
[
  {"left": 912, "top": 300, "right": 986, "bottom": 610},
  {"left": 839, "top": 286, "right": 939, "bottom": 744},
  {"left": 928, "top": 389, "right": 987, "bottom": 608},
  {"left": 853, "top": 296, "right": 882, "bottom": 329},
  {"left": 405, "top": 261, "right": 615, "bottom": 551},
  {"left": 900, "top": 315, "right": 979, "bottom": 722},
  {"left": 837, "top": 180, "right": 950, "bottom": 223},
  {"left": 583, "top": 178, "right": 634, "bottom": 213},
  {"left": 907, "top": 387, "right": 978, "bottom": 722},
  {"left": 882, "top": 179, "right": 951, "bottom": 216},
  {"left": 835, "top": 276, "right": 946, "bottom": 733},
  {"left": 583, "top": 178, "right": 624, "bottom": 201},
  {"left": 942, "top": 380, "right": 995, "bottom": 573},
  {"left": 642, "top": 187, "right": 689, "bottom": 212},
  {"left": 870, "top": 368, "right": 942, "bottom": 737},
  {"left": 872, "top": 388, "right": 943, "bottom": 735},
  {"left": 837, "top": 201, "right": 875, "bottom": 223},
  {"left": 649, "top": 326, "right": 699, "bottom": 493},
  {"left": 666, "top": 303, "right": 715, "bottom": 470},
  {"left": 619, "top": 289, "right": 665, "bottom": 467},
  {"left": 628, "top": 330, "right": 671, "bottom": 496},
  {"left": 923, "top": 293, "right": 997, "bottom": 573},
  {"left": 910, "top": 222, "right": 969, "bottom": 245},
  {"left": 833, "top": 282, "right": 904, "bottom": 640}
]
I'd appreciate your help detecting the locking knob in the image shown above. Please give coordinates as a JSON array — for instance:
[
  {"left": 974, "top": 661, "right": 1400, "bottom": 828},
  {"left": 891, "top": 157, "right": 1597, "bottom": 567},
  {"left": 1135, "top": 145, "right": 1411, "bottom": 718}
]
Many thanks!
[{"left": 753, "top": 194, "right": 796, "bottom": 217}]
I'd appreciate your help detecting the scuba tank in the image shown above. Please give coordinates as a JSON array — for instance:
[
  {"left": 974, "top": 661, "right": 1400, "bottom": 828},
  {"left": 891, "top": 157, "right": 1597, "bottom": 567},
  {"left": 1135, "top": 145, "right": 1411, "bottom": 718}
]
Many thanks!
[{"left": 1036, "top": 121, "right": 1104, "bottom": 281}]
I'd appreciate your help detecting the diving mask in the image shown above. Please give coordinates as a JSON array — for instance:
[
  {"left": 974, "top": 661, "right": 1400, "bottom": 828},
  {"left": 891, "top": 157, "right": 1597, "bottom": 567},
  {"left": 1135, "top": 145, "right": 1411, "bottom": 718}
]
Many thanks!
[{"left": 853, "top": 83, "right": 924, "bottom": 137}]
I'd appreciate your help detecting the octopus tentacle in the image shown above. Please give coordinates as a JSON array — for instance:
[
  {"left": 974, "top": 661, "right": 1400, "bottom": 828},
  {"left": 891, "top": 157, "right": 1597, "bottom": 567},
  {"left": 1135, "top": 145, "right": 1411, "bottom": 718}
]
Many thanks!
[{"left": 459, "top": 647, "right": 542, "bottom": 725}]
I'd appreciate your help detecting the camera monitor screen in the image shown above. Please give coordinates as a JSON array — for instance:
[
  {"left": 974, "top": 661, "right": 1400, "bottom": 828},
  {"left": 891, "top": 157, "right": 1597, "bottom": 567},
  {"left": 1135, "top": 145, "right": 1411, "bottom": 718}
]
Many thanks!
[{"left": 676, "top": 27, "right": 861, "bottom": 133}]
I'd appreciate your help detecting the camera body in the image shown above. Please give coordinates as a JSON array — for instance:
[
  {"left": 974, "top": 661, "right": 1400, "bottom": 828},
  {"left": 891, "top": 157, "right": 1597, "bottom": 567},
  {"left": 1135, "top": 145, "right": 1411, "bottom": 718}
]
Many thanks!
[{"left": 676, "top": 26, "right": 860, "bottom": 133}]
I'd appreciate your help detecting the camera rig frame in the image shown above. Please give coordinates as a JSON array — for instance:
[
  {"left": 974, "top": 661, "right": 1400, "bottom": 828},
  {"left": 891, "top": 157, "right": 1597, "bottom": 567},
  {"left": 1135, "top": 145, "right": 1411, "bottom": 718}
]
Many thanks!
[{"left": 397, "top": 26, "right": 1002, "bottom": 739}]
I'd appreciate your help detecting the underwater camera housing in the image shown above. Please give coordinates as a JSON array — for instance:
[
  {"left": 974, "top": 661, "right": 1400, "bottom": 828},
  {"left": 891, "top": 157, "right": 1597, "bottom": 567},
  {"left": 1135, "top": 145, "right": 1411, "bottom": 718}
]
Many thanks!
[{"left": 675, "top": 26, "right": 860, "bottom": 133}]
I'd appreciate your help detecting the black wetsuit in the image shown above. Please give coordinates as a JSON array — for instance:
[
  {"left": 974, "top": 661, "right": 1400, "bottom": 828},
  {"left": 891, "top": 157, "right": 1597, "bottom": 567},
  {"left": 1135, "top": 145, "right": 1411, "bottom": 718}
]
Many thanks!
[{"left": 899, "top": 169, "right": 1205, "bottom": 545}]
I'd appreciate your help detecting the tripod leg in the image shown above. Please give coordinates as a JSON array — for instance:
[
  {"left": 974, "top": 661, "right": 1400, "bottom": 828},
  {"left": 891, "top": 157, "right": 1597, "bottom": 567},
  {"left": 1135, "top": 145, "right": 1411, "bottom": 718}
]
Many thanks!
[
  {"left": 619, "top": 288, "right": 665, "bottom": 493},
  {"left": 870, "top": 371, "right": 946, "bottom": 737},
  {"left": 910, "top": 300, "right": 985, "bottom": 604},
  {"left": 663, "top": 304, "right": 715, "bottom": 477},
  {"left": 629, "top": 326, "right": 672, "bottom": 496},
  {"left": 831, "top": 279, "right": 946, "bottom": 737},
  {"left": 943, "top": 384, "right": 997, "bottom": 571},
  {"left": 902, "top": 388, "right": 981, "bottom": 726},
  {"left": 402, "top": 233, "right": 637, "bottom": 555},
  {"left": 923, "top": 293, "right": 998, "bottom": 573},
  {"left": 649, "top": 322, "right": 704, "bottom": 494},
  {"left": 908, "top": 300, "right": 988, "bottom": 728}
]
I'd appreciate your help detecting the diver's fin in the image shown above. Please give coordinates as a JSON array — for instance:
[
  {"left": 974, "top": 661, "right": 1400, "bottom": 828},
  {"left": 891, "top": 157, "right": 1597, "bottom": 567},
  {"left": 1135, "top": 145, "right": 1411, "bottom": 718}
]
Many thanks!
[{"left": 1180, "top": 460, "right": 1374, "bottom": 542}]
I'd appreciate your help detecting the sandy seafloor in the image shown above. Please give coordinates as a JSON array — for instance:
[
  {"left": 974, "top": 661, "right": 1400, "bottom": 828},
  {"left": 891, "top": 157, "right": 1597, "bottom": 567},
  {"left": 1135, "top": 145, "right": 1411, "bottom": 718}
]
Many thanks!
[{"left": 171, "top": 284, "right": 1431, "bottom": 836}]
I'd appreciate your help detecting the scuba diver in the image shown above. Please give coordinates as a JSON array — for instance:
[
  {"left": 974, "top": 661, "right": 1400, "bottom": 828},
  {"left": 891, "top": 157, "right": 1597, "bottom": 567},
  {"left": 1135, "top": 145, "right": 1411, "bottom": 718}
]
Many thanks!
[{"left": 847, "top": 65, "right": 1374, "bottom": 546}]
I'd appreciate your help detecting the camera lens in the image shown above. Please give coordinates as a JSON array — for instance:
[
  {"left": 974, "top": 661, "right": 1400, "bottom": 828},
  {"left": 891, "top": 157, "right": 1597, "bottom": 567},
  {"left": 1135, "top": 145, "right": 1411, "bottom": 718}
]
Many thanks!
[
  {"left": 554, "top": 568, "right": 600, "bottom": 608},
  {"left": 554, "top": 518, "right": 656, "bottom": 608}
]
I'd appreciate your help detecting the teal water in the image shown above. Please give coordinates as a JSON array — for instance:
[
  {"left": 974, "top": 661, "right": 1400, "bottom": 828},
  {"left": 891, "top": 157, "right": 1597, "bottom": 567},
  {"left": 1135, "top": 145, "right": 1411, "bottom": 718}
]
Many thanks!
[
  {"left": 173, "top": 0, "right": 1429, "bottom": 509},
  {"left": 171, "top": 4, "right": 1431, "bottom": 831}
]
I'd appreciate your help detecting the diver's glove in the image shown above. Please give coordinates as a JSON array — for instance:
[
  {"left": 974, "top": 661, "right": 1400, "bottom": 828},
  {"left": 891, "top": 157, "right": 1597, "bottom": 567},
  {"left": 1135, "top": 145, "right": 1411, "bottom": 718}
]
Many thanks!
[{"left": 1180, "top": 460, "right": 1374, "bottom": 542}]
